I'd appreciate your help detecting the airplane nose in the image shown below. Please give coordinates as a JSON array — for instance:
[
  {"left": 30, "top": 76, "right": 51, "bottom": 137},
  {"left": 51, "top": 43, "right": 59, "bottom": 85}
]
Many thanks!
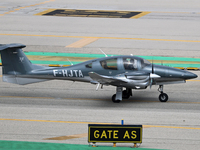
[{"left": 184, "top": 72, "right": 198, "bottom": 79}]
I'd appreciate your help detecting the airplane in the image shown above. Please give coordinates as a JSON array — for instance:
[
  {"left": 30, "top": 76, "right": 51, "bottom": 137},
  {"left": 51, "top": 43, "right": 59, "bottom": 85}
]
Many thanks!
[{"left": 0, "top": 43, "right": 198, "bottom": 103}]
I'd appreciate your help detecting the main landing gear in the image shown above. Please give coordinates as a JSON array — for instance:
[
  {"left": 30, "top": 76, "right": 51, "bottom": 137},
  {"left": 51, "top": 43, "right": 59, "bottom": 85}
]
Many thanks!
[
  {"left": 158, "top": 85, "right": 168, "bottom": 102},
  {"left": 111, "top": 85, "right": 168, "bottom": 103},
  {"left": 112, "top": 87, "right": 132, "bottom": 103}
]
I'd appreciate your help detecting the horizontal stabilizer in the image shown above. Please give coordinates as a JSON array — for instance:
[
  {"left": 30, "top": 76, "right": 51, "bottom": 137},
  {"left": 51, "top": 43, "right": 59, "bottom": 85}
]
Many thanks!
[
  {"left": 0, "top": 43, "right": 26, "bottom": 51},
  {"left": 3, "top": 75, "right": 49, "bottom": 85}
]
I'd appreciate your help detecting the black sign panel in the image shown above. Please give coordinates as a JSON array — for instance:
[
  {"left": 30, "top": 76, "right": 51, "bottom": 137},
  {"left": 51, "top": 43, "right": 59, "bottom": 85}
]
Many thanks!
[{"left": 88, "top": 124, "right": 142, "bottom": 143}]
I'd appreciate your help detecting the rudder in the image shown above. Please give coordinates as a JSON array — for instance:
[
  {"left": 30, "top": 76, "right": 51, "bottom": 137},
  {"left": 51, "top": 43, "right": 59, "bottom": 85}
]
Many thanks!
[{"left": 0, "top": 43, "right": 33, "bottom": 75}]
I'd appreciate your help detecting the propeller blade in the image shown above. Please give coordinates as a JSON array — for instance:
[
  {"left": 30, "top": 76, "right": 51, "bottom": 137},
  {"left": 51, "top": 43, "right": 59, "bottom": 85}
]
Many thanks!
[
  {"left": 150, "top": 73, "right": 161, "bottom": 78},
  {"left": 149, "top": 73, "right": 160, "bottom": 89},
  {"left": 150, "top": 78, "right": 153, "bottom": 89},
  {"left": 152, "top": 63, "right": 154, "bottom": 74}
]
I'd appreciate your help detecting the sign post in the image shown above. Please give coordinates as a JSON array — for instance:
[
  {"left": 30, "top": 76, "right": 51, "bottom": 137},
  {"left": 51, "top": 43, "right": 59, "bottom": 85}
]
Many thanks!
[{"left": 88, "top": 124, "right": 142, "bottom": 147}]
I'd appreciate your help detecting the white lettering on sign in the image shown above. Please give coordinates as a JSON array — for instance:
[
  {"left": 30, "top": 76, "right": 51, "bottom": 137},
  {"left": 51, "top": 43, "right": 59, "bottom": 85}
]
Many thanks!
[{"left": 53, "top": 70, "right": 84, "bottom": 78}]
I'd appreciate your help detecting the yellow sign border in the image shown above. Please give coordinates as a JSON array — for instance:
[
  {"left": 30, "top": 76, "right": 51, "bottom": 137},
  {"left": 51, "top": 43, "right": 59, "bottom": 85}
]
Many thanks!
[{"left": 88, "top": 125, "right": 143, "bottom": 143}]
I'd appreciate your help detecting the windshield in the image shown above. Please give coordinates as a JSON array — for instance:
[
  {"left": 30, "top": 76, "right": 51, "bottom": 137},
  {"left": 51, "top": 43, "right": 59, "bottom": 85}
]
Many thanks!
[{"left": 141, "top": 58, "right": 151, "bottom": 68}]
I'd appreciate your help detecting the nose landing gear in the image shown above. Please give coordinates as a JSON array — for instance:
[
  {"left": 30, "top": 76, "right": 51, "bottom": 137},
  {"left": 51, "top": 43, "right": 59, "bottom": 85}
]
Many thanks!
[{"left": 158, "top": 85, "right": 168, "bottom": 102}]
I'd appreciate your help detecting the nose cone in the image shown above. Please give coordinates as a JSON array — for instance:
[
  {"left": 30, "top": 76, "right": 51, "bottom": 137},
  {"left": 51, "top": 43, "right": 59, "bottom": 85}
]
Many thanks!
[
  {"left": 168, "top": 69, "right": 198, "bottom": 80},
  {"left": 184, "top": 72, "right": 198, "bottom": 79},
  {"left": 152, "top": 65, "right": 198, "bottom": 80}
]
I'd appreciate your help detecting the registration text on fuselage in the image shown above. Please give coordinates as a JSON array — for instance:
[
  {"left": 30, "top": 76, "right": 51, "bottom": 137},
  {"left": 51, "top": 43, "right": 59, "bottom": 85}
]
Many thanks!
[{"left": 53, "top": 69, "right": 84, "bottom": 77}]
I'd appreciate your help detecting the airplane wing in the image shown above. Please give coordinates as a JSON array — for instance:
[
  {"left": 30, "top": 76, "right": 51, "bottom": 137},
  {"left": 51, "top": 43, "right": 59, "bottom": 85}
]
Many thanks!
[{"left": 88, "top": 72, "right": 128, "bottom": 85}]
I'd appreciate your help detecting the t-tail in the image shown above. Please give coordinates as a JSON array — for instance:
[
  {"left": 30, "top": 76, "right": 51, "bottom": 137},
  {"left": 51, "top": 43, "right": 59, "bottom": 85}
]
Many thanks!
[{"left": 0, "top": 43, "right": 48, "bottom": 85}]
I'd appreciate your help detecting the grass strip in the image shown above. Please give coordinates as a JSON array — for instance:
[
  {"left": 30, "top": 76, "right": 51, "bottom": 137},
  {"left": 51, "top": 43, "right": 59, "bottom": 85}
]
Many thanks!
[{"left": 0, "top": 140, "right": 167, "bottom": 150}]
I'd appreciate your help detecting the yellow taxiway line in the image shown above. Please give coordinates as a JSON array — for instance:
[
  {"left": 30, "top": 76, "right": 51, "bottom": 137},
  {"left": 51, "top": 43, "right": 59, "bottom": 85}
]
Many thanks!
[
  {"left": 152, "top": 11, "right": 198, "bottom": 14},
  {"left": 0, "top": 118, "right": 114, "bottom": 125},
  {"left": 66, "top": 38, "right": 99, "bottom": 48},
  {"left": 0, "top": 0, "right": 55, "bottom": 17},
  {"left": 143, "top": 125, "right": 200, "bottom": 130},
  {"left": 44, "top": 133, "right": 88, "bottom": 140},
  {"left": 187, "top": 80, "right": 200, "bottom": 82},
  {"left": 131, "top": 12, "right": 151, "bottom": 19},
  {"left": 1, "top": 33, "right": 200, "bottom": 43},
  {"left": 34, "top": 8, "right": 56, "bottom": 16},
  {"left": 1, "top": 118, "right": 200, "bottom": 130}
]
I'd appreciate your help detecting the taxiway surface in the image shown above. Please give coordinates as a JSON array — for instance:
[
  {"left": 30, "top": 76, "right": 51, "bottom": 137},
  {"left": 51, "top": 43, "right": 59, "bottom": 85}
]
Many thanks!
[
  {"left": 0, "top": 70, "right": 200, "bottom": 150},
  {"left": 0, "top": 0, "right": 200, "bottom": 150}
]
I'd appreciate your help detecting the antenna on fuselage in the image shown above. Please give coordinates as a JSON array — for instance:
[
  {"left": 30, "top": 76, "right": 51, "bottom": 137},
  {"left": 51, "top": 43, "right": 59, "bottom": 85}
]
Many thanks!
[
  {"left": 99, "top": 48, "right": 108, "bottom": 57},
  {"left": 67, "top": 58, "right": 73, "bottom": 65}
]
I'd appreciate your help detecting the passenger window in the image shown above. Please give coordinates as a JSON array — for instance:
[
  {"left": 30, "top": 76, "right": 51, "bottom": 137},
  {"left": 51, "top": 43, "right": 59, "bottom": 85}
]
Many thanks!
[
  {"left": 100, "top": 58, "right": 118, "bottom": 70},
  {"left": 85, "top": 63, "right": 92, "bottom": 68},
  {"left": 123, "top": 58, "right": 137, "bottom": 70}
]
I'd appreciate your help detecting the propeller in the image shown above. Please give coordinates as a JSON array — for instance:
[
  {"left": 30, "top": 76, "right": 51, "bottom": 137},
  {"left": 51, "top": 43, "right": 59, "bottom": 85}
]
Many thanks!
[
  {"left": 150, "top": 65, "right": 153, "bottom": 88},
  {"left": 149, "top": 58, "right": 154, "bottom": 88},
  {"left": 152, "top": 62, "right": 154, "bottom": 73},
  {"left": 149, "top": 63, "right": 161, "bottom": 89}
]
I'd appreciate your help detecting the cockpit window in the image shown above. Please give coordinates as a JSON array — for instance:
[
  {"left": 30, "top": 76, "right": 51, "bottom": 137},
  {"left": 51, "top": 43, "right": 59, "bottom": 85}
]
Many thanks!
[
  {"left": 85, "top": 63, "right": 92, "bottom": 68},
  {"left": 100, "top": 58, "right": 118, "bottom": 70},
  {"left": 123, "top": 58, "right": 138, "bottom": 70},
  {"left": 141, "top": 58, "right": 151, "bottom": 68}
]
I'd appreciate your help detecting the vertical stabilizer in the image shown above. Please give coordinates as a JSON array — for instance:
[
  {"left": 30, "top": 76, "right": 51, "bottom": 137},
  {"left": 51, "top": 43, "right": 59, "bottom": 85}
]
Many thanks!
[
  {"left": 0, "top": 44, "right": 32, "bottom": 75},
  {"left": 0, "top": 43, "right": 47, "bottom": 85}
]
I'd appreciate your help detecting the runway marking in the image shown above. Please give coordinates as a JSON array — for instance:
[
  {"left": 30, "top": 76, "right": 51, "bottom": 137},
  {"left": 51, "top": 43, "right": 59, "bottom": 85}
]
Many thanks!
[
  {"left": 44, "top": 133, "right": 88, "bottom": 140},
  {"left": 0, "top": 0, "right": 55, "bottom": 17},
  {"left": 1, "top": 118, "right": 200, "bottom": 130},
  {"left": 0, "top": 33, "right": 200, "bottom": 43},
  {"left": 66, "top": 38, "right": 99, "bottom": 48}
]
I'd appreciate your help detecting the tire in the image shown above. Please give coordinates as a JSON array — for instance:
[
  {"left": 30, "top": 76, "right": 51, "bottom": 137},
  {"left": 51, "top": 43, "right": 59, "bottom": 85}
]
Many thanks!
[
  {"left": 159, "top": 93, "right": 168, "bottom": 102},
  {"left": 122, "top": 90, "right": 130, "bottom": 99},
  {"left": 112, "top": 94, "right": 121, "bottom": 103}
]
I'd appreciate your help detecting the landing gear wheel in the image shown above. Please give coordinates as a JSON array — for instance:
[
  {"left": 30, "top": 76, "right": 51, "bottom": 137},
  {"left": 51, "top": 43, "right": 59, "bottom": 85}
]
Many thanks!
[
  {"left": 122, "top": 90, "right": 130, "bottom": 99},
  {"left": 159, "top": 93, "right": 168, "bottom": 102},
  {"left": 112, "top": 94, "right": 121, "bottom": 103}
]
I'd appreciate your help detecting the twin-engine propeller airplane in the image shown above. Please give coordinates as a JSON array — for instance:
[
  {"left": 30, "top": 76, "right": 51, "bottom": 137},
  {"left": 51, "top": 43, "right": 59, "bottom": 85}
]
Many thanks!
[{"left": 0, "top": 43, "right": 198, "bottom": 103}]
